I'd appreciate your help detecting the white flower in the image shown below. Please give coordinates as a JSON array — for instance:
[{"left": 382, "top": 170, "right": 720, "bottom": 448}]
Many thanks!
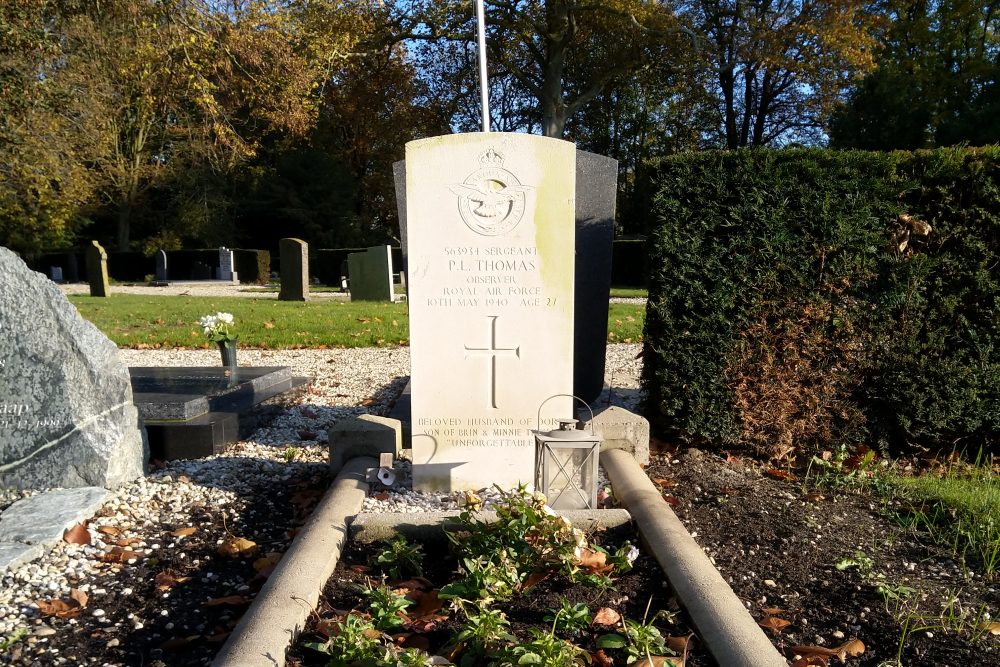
[
  {"left": 626, "top": 545, "right": 640, "bottom": 566},
  {"left": 217, "top": 312, "right": 234, "bottom": 324}
]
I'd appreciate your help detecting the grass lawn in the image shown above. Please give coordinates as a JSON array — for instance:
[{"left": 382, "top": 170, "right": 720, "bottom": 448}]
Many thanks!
[
  {"left": 70, "top": 294, "right": 646, "bottom": 349},
  {"left": 609, "top": 286, "right": 648, "bottom": 298}
]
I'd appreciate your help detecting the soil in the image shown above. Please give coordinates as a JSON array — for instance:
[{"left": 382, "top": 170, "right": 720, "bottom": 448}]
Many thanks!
[{"left": 4, "top": 448, "right": 998, "bottom": 666}]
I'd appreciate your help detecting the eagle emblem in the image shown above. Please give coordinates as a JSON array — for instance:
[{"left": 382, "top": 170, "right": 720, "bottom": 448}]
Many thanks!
[{"left": 450, "top": 148, "right": 531, "bottom": 236}]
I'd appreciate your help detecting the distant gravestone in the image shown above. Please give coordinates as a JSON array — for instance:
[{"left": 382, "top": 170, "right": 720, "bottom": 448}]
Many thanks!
[
  {"left": 217, "top": 247, "right": 238, "bottom": 283},
  {"left": 278, "top": 238, "right": 309, "bottom": 301},
  {"left": 0, "top": 246, "right": 147, "bottom": 489},
  {"left": 406, "top": 133, "right": 576, "bottom": 491},
  {"left": 85, "top": 240, "right": 109, "bottom": 297},
  {"left": 154, "top": 249, "right": 168, "bottom": 282},
  {"left": 347, "top": 245, "right": 394, "bottom": 302},
  {"left": 49, "top": 267, "right": 63, "bottom": 283}
]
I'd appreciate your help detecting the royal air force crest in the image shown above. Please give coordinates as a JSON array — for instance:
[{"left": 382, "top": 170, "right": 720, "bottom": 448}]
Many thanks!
[{"left": 450, "top": 148, "right": 531, "bottom": 236}]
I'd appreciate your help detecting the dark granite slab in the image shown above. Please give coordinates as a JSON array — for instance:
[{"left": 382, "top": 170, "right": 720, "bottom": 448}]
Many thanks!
[
  {"left": 128, "top": 366, "right": 309, "bottom": 460},
  {"left": 130, "top": 367, "right": 293, "bottom": 421}
]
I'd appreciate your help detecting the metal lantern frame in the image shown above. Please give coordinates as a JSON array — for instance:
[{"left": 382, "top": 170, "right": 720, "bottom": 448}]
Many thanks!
[{"left": 532, "top": 394, "right": 602, "bottom": 510}]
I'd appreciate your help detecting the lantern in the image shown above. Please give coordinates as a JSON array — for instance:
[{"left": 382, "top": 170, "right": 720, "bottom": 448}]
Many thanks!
[{"left": 533, "top": 396, "right": 602, "bottom": 510}]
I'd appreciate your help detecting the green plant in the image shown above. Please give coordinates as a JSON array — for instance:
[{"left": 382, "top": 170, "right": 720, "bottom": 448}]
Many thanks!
[
  {"left": 888, "top": 589, "right": 995, "bottom": 664},
  {"left": 835, "top": 550, "right": 876, "bottom": 578},
  {"left": 283, "top": 446, "right": 300, "bottom": 462},
  {"left": 0, "top": 628, "right": 27, "bottom": 652},
  {"left": 361, "top": 583, "right": 414, "bottom": 631},
  {"left": 493, "top": 628, "right": 588, "bottom": 666},
  {"left": 449, "top": 607, "right": 516, "bottom": 667},
  {"left": 303, "top": 613, "right": 383, "bottom": 666},
  {"left": 597, "top": 600, "right": 676, "bottom": 664},
  {"left": 373, "top": 535, "right": 424, "bottom": 580},
  {"left": 543, "top": 600, "right": 591, "bottom": 636}
]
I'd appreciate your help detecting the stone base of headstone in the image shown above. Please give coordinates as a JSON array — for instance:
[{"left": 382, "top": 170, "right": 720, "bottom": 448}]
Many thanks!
[
  {"left": 584, "top": 405, "right": 650, "bottom": 466},
  {"left": 329, "top": 415, "right": 403, "bottom": 475}
]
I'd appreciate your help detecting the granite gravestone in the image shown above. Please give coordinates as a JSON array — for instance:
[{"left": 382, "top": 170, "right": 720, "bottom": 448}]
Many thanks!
[
  {"left": 86, "top": 240, "right": 109, "bottom": 297},
  {"left": 278, "top": 238, "right": 309, "bottom": 301},
  {"left": 395, "top": 149, "right": 617, "bottom": 403},
  {"left": 217, "top": 247, "right": 238, "bottom": 283},
  {"left": 406, "top": 133, "right": 575, "bottom": 492},
  {"left": 347, "top": 245, "right": 394, "bottom": 302},
  {"left": 154, "top": 249, "right": 168, "bottom": 282},
  {"left": 0, "top": 247, "right": 147, "bottom": 489}
]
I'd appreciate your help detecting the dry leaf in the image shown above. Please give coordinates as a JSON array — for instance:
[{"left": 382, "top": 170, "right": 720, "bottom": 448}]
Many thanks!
[
  {"left": 204, "top": 595, "right": 250, "bottom": 606},
  {"left": 626, "top": 657, "right": 683, "bottom": 667},
  {"left": 37, "top": 588, "right": 88, "bottom": 619},
  {"left": 253, "top": 552, "right": 282, "bottom": 574},
  {"left": 63, "top": 522, "right": 91, "bottom": 545},
  {"left": 170, "top": 526, "right": 198, "bottom": 538},
  {"left": 591, "top": 649, "right": 615, "bottom": 667},
  {"left": 766, "top": 469, "right": 795, "bottom": 481},
  {"left": 99, "top": 546, "right": 147, "bottom": 563},
  {"left": 96, "top": 525, "right": 121, "bottom": 537},
  {"left": 790, "top": 638, "right": 865, "bottom": 663},
  {"left": 662, "top": 494, "right": 681, "bottom": 507},
  {"left": 652, "top": 477, "right": 676, "bottom": 489},
  {"left": 758, "top": 616, "right": 792, "bottom": 633},
  {"left": 761, "top": 607, "right": 785, "bottom": 615},
  {"left": 576, "top": 547, "right": 608, "bottom": 572},
  {"left": 263, "top": 321, "right": 275, "bottom": 329},
  {"left": 155, "top": 570, "right": 190, "bottom": 591},
  {"left": 521, "top": 572, "right": 550, "bottom": 591},
  {"left": 592, "top": 607, "right": 622, "bottom": 626},
  {"left": 411, "top": 590, "right": 445, "bottom": 618},
  {"left": 69, "top": 588, "right": 88, "bottom": 607},
  {"left": 791, "top": 657, "right": 829, "bottom": 667},
  {"left": 218, "top": 536, "right": 258, "bottom": 558}
]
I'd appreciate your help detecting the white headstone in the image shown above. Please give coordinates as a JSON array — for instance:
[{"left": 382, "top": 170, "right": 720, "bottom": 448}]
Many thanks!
[{"left": 406, "top": 133, "right": 576, "bottom": 491}]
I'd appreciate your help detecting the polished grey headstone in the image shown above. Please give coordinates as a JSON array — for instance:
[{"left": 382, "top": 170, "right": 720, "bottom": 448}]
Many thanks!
[{"left": 130, "top": 366, "right": 294, "bottom": 420}]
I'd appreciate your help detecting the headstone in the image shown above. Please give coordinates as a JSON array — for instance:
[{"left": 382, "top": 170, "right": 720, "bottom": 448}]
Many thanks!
[
  {"left": 278, "top": 238, "right": 309, "bottom": 301},
  {"left": 573, "top": 151, "right": 617, "bottom": 402},
  {"left": 85, "top": 240, "right": 109, "bottom": 297},
  {"left": 0, "top": 246, "right": 147, "bottom": 489},
  {"left": 49, "top": 266, "right": 63, "bottom": 282},
  {"left": 347, "top": 245, "right": 394, "bottom": 301},
  {"left": 154, "top": 249, "right": 168, "bottom": 282},
  {"left": 406, "top": 133, "right": 576, "bottom": 491},
  {"left": 395, "top": 149, "right": 617, "bottom": 402},
  {"left": 217, "top": 247, "right": 238, "bottom": 283}
]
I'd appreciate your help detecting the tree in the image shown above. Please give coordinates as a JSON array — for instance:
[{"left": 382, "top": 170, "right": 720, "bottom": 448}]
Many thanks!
[
  {"left": 681, "top": 0, "right": 878, "bottom": 147},
  {"left": 830, "top": 0, "right": 1000, "bottom": 149}
]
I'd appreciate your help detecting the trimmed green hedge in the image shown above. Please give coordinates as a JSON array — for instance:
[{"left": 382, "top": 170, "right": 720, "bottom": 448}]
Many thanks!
[{"left": 641, "top": 147, "right": 1000, "bottom": 458}]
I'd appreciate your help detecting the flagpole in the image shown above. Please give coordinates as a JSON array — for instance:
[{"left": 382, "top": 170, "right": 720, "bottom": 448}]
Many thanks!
[{"left": 475, "top": 0, "right": 490, "bottom": 132}]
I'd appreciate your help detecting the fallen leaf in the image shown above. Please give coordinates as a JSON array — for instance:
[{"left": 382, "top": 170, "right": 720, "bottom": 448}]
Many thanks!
[
  {"left": 37, "top": 588, "right": 88, "bottom": 619},
  {"left": 410, "top": 590, "right": 445, "bottom": 618},
  {"left": 803, "top": 492, "right": 824, "bottom": 503},
  {"left": 662, "top": 495, "right": 681, "bottom": 507},
  {"left": 395, "top": 633, "right": 431, "bottom": 650},
  {"left": 766, "top": 469, "right": 795, "bottom": 481},
  {"left": 63, "top": 522, "right": 91, "bottom": 545},
  {"left": 576, "top": 547, "right": 608, "bottom": 572},
  {"left": 253, "top": 552, "right": 282, "bottom": 574},
  {"left": 591, "top": 649, "right": 615, "bottom": 667},
  {"left": 626, "top": 657, "right": 682, "bottom": 667},
  {"left": 170, "top": 526, "right": 198, "bottom": 538},
  {"left": 204, "top": 595, "right": 250, "bottom": 606},
  {"left": 159, "top": 635, "right": 201, "bottom": 652},
  {"left": 99, "top": 546, "right": 147, "bottom": 563},
  {"left": 374, "top": 491, "right": 390, "bottom": 501},
  {"left": 790, "top": 638, "right": 865, "bottom": 663},
  {"left": 758, "top": 616, "right": 791, "bottom": 633},
  {"left": 761, "top": 607, "right": 785, "bottom": 615},
  {"left": 652, "top": 478, "right": 676, "bottom": 489},
  {"left": 790, "top": 657, "right": 828, "bottom": 667},
  {"left": 155, "top": 570, "right": 190, "bottom": 591},
  {"left": 521, "top": 572, "right": 550, "bottom": 591},
  {"left": 592, "top": 607, "right": 622, "bottom": 626},
  {"left": 96, "top": 525, "right": 121, "bottom": 537},
  {"left": 218, "top": 536, "right": 258, "bottom": 558},
  {"left": 69, "top": 588, "right": 89, "bottom": 607},
  {"left": 263, "top": 321, "right": 275, "bottom": 329},
  {"left": 980, "top": 621, "right": 1000, "bottom": 635}
]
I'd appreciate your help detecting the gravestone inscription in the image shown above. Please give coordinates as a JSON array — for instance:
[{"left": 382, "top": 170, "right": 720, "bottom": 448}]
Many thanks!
[
  {"left": 406, "top": 133, "right": 575, "bottom": 491},
  {"left": 0, "top": 247, "right": 147, "bottom": 489}
]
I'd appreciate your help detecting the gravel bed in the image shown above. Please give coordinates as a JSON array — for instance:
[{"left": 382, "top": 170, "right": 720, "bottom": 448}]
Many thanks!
[{"left": 0, "top": 344, "right": 643, "bottom": 652}]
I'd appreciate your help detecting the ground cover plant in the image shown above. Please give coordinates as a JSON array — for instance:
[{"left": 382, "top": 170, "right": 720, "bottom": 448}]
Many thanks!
[
  {"left": 290, "top": 487, "right": 698, "bottom": 667},
  {"left": 69, "top": 295, "right": 645, "bottom": 348}
]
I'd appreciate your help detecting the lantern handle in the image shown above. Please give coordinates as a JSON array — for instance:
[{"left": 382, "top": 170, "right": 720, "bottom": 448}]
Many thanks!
[{"left": 535, "top": 394, "right": 595, "bottom": 436}]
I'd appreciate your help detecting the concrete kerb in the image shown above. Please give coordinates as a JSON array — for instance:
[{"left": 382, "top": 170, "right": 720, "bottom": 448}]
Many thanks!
[
  {"left": 601, "top": 448, "right": 788, "bottom": 667},
  {"left": 212, "top": 456, "right": 375, "bottom": 667}
]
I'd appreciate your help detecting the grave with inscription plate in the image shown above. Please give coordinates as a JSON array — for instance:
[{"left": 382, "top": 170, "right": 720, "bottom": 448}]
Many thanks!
[{"left": 406, "top": 133, "right": 575, "bottom": 491}]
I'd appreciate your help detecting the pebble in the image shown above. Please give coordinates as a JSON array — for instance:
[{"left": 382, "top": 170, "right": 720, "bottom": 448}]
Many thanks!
[{"left": 0, "top": 344, "right": 644, "bottom": 647}]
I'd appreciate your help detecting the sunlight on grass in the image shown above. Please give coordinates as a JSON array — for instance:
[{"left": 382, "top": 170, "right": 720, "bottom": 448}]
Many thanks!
[{"left": 70, "top": 294, "right": 645, "bottom": 349}]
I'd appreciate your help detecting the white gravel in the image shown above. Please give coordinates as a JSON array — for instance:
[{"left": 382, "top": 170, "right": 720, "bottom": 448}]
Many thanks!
[{"left": 0, "top": 343, "right": 643, "bottom": 644}]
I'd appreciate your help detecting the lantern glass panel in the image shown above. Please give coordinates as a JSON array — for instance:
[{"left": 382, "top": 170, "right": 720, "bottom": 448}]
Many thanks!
[{"left": 542, "top": 442, "right": 598, "bottom": 510}]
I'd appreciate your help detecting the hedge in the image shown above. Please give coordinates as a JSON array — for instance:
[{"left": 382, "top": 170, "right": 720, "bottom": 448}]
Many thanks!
[{"left": 641, "top": 146, "right": 1000, "bottom": 459}]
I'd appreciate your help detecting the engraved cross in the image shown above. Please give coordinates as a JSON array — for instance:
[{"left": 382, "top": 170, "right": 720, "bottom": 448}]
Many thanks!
[{"left": 464, "top": 315, "right": 520, "bottom": 409}]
